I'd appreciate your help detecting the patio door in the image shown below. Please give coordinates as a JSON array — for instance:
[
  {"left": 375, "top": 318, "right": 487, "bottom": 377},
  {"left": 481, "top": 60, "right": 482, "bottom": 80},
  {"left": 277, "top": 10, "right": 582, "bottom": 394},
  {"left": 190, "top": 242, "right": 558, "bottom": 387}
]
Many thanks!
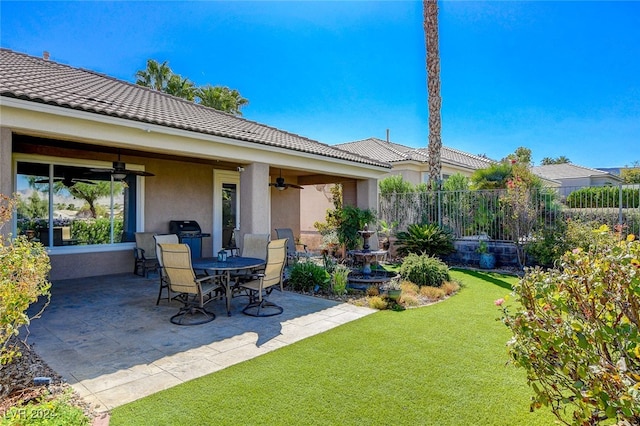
[{"left": 213, "top": 170, "right": 240, "bottom": 253}]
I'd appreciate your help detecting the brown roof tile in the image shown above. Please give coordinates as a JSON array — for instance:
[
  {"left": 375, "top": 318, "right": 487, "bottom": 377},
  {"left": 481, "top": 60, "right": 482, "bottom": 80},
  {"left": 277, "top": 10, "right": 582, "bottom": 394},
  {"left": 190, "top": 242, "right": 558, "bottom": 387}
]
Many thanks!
[
  {"left": 336, "top": 137, "right": 495, "bottom": 170},
  {"left": 0, "top": 49, "right": 389, "bottom": 169}
]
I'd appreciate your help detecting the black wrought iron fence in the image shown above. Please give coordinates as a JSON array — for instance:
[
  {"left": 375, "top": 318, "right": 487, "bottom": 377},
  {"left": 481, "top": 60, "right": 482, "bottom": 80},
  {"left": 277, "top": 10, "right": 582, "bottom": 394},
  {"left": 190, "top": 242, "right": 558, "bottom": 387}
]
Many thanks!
[{"left": 379, "top": 184, "right": 640, "bottom": 240}]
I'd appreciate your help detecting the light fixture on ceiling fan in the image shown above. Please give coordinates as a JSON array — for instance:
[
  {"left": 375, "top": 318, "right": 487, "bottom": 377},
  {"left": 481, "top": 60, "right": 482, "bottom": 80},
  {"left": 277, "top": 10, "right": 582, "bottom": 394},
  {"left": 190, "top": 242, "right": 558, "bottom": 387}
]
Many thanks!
[{"left": 269, "top": 169, "right": 303, "bottom": 190}]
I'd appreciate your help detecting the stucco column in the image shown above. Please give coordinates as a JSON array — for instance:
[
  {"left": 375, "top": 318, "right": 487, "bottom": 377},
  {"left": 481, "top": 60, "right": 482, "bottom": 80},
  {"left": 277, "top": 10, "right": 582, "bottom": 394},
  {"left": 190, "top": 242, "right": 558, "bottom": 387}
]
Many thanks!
[
  {"left": 0, "top": 128, "right": 12, "bottom": 198},
  {"left": 0, "top": 128, "right": 12, "bottom": 239},
  {"left": 356, "top": 178, "right": 379, "bottom": 213},
  {"left": 240, "top": 162, "right": 270, "bottom": 237}
]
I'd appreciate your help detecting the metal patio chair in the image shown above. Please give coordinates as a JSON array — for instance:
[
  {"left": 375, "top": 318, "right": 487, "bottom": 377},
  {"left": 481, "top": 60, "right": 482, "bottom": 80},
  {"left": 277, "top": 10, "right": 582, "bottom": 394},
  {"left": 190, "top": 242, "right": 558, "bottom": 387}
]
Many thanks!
[
  {"left": 158, "top": 243, "right": 223, "bottom": 325},
  {"left": 154, "top": 234, "right": 179, "bottom": 305},
  {"left": 237, "top": 238, "right": 287, "bottom": 317}
]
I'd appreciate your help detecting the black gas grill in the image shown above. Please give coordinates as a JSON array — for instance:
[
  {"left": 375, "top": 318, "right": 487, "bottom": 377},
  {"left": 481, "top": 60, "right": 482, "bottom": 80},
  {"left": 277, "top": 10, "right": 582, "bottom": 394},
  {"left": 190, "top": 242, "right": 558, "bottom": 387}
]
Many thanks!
[{"left": 169, "top": 220, "right": 211, "bottom": 259}]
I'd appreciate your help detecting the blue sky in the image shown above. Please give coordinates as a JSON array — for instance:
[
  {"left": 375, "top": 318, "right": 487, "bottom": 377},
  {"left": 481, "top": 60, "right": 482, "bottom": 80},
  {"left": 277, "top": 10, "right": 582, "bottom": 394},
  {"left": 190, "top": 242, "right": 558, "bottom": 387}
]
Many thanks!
[{"left": 1, "top": 1, "right": 639, "bottom": 168}]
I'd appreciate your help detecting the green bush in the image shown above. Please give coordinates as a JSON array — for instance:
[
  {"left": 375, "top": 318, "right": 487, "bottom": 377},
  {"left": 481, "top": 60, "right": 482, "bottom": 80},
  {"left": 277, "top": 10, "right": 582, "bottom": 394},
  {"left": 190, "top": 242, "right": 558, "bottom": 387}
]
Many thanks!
[
  {"left": 499, "top": 225, "right": 640, "bottom": 425},
  {"left": 331, "top": 264, "right": 349, "bottom": 296},
  {"left": 527, "top": 219, "right": 614, "bottom": 268},
  {"left": 1, "top": 389, "right": 90, "bottom": 425},
  {"left": 566, "top": 186, "right": 640, "bottom": 208},
  {"left": 72, "top": 218, "right": 123, "bottom": 244},
  {"left": 288, "top": 261, "right": 331, "bottom": 292},
  {"left": 399, "top": 253, "right": 450, "bottom": 288},
  {"left": 0, "top": 194, "right": 51, "bottom": 365},
  {"left": 395, "top": 223, "right": 455, "bottom": 258}
]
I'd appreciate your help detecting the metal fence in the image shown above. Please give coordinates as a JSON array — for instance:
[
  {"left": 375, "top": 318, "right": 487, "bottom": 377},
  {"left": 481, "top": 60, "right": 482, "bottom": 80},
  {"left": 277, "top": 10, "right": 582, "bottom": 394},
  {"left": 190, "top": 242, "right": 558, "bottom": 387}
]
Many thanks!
[{"left": 378, "top": 184, "right": 640, "bottom": 241}]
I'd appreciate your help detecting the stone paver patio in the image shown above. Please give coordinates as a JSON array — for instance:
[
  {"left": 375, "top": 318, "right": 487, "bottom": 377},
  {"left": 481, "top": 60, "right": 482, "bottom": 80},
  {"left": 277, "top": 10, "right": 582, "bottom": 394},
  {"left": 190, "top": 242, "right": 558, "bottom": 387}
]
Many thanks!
[{"left": 25, "top": 272, "right": 376, "bottom": 412}]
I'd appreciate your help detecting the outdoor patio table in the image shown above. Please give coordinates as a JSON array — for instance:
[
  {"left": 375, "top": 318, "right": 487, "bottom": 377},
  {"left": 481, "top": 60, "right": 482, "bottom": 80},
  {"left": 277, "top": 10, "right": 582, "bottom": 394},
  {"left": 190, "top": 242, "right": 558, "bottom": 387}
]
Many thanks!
[{"left": 191, "top": 256, "right": 265, "bottom": 316}]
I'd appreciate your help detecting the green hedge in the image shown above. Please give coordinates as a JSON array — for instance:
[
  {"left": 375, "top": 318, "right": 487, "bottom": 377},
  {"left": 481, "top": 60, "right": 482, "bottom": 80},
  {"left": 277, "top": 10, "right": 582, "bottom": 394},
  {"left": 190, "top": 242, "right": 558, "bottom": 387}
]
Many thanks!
[{"left": 566, "top": 186, "right": 639, "bottom": 208}]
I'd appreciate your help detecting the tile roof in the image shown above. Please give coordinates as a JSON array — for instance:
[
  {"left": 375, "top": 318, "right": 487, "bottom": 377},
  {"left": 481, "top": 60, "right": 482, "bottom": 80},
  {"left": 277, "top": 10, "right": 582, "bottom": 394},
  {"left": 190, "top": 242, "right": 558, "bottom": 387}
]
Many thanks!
[
  {"left": 531, "top": 163, "right": 623, "bottom": 181},
  {"left": 335, "top": 137, "right": 495, "bottom": 170},
  {"left": 0, "top": 49, "right": 389, "bottom": 169}
]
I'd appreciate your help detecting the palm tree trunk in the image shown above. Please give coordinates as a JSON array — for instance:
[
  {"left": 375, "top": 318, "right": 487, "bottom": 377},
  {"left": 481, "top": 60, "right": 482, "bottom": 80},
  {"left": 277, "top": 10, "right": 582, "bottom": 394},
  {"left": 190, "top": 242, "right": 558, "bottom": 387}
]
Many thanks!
[{"left": 424, "top": 0, "right": 442, "bottom": 190}]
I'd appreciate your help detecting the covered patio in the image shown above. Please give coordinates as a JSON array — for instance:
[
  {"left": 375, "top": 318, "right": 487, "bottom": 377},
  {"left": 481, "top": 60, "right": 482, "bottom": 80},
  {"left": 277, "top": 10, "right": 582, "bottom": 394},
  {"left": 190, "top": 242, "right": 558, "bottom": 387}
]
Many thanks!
[{"left": 24, "top": 273, "right": 376, "bottom": 412}]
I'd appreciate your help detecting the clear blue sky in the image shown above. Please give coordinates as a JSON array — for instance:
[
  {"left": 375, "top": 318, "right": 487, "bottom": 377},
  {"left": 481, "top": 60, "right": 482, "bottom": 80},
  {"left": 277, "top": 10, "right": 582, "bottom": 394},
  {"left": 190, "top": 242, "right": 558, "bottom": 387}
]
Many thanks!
[{"left": 1, "top": 1, "right": 639, "bottom": 168}]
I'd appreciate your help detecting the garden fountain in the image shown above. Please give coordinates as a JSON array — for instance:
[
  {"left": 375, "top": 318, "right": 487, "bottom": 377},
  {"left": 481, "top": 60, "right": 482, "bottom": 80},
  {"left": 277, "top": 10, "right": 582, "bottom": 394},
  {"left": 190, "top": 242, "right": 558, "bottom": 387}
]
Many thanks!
[{"left": 347, "top": 224, "right": 397, "bottom": 290}]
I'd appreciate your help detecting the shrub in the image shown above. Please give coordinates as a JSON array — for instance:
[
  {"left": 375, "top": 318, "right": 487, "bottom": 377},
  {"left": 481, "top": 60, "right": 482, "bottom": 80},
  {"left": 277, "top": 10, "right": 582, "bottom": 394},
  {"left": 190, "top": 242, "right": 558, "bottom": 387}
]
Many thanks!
[
  {"left": 399, "top": 253, "right": 450, "bottom": 287},
  {"left": 0, "top": 194, "right": 51, "bottom": 365},
  {"left": 367, "top": 296, "right": 388, "bottom": 310},
  {"left": 566, "top": 186, "right": 640, "bottom": 208},
  {"left": 440, "top": 281, "right": 460, "bottom": 296},
  {"left": 395, "top": 223, "right": 455, "bottom": 258},
  {"left": 419, "top": 285, "right": 446, "bottom": 300},
  {"left": 287, "top": 261, "right": 330, "bottom": 292},
  {"left": 399, "top": 281, "right": 419, "bottom": 296},
  {"left": 527, "top": 219, "right": 615, "bottom": 268},
  {"left": 400, "top": 294, "right": 419, "bottom": 307},
  {"left": 499, "top": 225, "right": 640, "bottom": 425},
  {"left": 1, "top": 388, "right": 90, "bottom": 425},
  {"left": 331, "top": 264, "right": 349, "bottom": 296}
]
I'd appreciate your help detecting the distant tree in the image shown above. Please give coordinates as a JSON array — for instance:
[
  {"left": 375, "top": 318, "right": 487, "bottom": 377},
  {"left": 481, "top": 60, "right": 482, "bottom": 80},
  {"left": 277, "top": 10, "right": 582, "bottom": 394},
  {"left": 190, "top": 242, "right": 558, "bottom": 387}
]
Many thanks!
[
  {"left": 135, "top": 59, "right": 248, "bottom": 116},
  {"left": 442, "top": 173, "right": 470, "bottom": 191},
  {"left": 424, "top": 0, "right": 442, "bottom": 189},
  {"left": 165, "top": 74, "right": 196, "bottom": 101},
  {"left": 135, "top": 59, "right": 172, "bottom": 91},
  {"left": 621, "top": 160, "right": 640, "bottom": 184},
  {"left": 471, "top": 163, "right": 513, "bottom": 190},
  {"left": 503, "top": 147, "right": 532, "bottom": 166},
  {"left": 197, "top": 85, "right": 249, "bottom": 116},
  {"left": 379, "top": 175, "right": 415, "bottom": 196},
  {"left": 540, "top": 156, "right": 571, "bottom": 165}
]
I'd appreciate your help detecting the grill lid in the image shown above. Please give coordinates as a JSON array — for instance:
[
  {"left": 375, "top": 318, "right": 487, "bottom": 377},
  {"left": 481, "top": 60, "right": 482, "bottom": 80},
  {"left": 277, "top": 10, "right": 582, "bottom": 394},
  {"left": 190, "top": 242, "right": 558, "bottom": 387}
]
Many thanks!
[{"left": 169, "top": 220, "right": 202, "bottom": 234}]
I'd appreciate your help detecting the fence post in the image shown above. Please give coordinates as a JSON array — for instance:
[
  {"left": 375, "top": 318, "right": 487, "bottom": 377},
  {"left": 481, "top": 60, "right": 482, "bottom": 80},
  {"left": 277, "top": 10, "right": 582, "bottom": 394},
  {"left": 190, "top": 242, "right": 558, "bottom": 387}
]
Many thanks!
[
  {"left": 619, "top": 183, "right": 623, "bottom": 227},
  {"left": 437, "top": 190, "right": 442, "bottom": 227}
]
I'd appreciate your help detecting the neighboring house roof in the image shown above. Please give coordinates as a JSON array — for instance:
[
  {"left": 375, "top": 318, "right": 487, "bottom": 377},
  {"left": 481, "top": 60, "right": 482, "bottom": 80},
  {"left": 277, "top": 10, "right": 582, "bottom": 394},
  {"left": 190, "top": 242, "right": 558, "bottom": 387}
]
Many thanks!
[
  {"left": 335, "top": 137, "right": 495, "bottom": 170},
  {"left": 531, "top": 163, "right": 624, "bottom": 182},
  {"left": 0, "top": 49, "right": 389, "bottom": 169}
]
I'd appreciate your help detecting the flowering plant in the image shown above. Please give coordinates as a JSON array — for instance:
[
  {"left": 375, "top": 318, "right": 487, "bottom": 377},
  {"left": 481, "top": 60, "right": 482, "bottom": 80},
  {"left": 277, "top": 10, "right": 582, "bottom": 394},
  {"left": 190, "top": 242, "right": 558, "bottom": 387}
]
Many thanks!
[{"left": 498, "top": 226, "right": 640, "bottom": 424}]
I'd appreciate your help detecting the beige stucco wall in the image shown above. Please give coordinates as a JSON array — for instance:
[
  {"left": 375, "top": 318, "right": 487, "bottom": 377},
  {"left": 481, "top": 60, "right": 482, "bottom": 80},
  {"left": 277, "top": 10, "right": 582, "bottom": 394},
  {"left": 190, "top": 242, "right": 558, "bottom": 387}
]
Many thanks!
[{"left": 270, "top": 172, "right": 301, "bottom": 241}]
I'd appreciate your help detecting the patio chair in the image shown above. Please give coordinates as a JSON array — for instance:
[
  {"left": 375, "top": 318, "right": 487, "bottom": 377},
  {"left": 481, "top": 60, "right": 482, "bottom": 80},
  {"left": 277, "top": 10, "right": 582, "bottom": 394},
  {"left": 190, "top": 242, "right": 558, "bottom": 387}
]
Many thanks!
[
  {"left": 157, "top": 243, "right": 223, "bottom": 325},
  {"left": 134, "top": 232, "right": 159, "bottom": 277},
  {"left": 237, "top": 238, "right": 287, "bottom": 317},
  {"left": 154, "top": 234, "right": 179, "bottom": 305},
  {"left": 275, "top": 228, "right": 308, "bottom": 265},
  {"left": 230, "top": 233, "right": 270, "bottom": 290}
]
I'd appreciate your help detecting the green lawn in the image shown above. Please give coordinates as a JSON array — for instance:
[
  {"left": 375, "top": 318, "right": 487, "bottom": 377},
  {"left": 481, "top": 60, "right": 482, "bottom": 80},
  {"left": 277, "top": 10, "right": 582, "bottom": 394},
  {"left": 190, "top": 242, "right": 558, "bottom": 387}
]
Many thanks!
[{"left": 110, "top": 269, "right": 557, "bottom": 425}]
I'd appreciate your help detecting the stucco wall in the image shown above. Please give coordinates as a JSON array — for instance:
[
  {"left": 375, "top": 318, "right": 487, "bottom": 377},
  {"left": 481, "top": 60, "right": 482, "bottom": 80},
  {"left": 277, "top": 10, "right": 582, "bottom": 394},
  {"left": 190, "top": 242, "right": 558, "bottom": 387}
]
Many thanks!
[{"left": 270, "top": 176, "right": 301, "bottom": 241}]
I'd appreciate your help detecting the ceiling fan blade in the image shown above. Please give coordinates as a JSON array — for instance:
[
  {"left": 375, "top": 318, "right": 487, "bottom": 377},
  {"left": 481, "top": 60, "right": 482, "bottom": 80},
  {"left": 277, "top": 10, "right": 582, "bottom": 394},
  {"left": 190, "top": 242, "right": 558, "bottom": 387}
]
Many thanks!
[{"left": 286, "top": 183, "right": 304, "bottom": 190}]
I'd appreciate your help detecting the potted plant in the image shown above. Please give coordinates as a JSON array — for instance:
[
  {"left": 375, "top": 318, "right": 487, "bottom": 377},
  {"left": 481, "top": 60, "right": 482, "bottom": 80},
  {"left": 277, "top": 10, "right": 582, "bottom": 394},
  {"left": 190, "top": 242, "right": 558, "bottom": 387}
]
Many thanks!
[
  {"left": 385, "top": 276, "right": 402, "bottom": 301},
  {"left": 477, "top": 240, "right": 496, "bottom": 269}
]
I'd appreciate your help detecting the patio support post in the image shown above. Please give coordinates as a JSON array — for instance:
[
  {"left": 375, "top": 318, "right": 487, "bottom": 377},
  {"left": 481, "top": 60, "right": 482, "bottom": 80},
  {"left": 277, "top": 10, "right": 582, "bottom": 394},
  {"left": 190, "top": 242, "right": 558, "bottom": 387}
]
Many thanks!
[
  {"left": 356, "top": 178, "right": 378, "bottom": 213},
  {"left": 240, "top": 162, "right": 271, "bottom": 238},
  {"left": 0, "top": 128, "right": 13, "bottom": 238}
]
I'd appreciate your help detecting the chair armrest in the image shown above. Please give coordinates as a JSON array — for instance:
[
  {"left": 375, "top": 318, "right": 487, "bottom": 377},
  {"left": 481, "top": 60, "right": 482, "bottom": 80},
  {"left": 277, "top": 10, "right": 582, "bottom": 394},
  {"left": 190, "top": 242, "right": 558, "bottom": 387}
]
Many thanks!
[{"left": 134, "top": 247, "right": 145, "bottom": 260}]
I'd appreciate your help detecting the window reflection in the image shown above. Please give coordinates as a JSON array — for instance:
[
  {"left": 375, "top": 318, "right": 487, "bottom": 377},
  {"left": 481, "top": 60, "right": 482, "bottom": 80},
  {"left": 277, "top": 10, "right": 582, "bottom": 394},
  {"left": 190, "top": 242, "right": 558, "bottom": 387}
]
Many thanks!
[{"left": 16, "top": 161, "right": 136, "bottom": 247}]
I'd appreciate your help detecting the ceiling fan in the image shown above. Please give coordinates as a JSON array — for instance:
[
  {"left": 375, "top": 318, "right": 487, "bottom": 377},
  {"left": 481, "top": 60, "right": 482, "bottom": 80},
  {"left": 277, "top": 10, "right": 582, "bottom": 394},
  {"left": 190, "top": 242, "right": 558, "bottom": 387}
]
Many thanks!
[
  {"left": 35, "top": 174, "right": 96, "bottom": 188},
  {"left": 269, "top": 169, "right": 303, "bottom": 190},
  {"left": 89, "top": 152, "right": 154, "bottom": 180}
]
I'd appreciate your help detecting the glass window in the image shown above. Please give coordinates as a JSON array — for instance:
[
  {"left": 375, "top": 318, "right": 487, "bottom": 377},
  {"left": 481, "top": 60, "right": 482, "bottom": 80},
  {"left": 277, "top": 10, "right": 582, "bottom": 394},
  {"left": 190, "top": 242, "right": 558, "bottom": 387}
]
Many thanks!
[{"left": 16, "top": 160, "right": 138, "bottom": 247}]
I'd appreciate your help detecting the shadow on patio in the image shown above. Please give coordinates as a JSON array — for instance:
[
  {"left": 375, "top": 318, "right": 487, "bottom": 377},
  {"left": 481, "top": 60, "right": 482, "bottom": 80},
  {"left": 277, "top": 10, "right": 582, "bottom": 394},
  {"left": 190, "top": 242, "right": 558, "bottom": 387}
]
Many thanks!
[{"left": 24, "top": 273, "right": 376, "bottom": 412}]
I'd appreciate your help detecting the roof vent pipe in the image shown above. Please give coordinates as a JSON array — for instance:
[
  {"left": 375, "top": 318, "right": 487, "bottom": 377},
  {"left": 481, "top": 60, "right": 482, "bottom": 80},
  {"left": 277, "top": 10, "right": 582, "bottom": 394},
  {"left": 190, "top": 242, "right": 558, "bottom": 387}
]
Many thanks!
[
  {"left": 386, "top": 128, "right": 390, "bottom": 143},
  {"left": 43, "top": 51, "right": 50, "bottom": 60}
]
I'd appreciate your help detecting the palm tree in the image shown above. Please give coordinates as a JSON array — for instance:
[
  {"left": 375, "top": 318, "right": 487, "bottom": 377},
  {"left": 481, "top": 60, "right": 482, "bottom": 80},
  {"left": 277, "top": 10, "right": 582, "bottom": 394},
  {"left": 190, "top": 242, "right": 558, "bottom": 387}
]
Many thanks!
[
  {"left": 197, "top": 85, "right": 249, "bottom": 116},
  {"left": 424, "top": 0, "right": 442, "bottom": 189},
  {"left": 135, "top": 59, "right": 172, "bottom": 91},
  {"left": 165, "top": 74, "right": 196, "bottom": 101}
]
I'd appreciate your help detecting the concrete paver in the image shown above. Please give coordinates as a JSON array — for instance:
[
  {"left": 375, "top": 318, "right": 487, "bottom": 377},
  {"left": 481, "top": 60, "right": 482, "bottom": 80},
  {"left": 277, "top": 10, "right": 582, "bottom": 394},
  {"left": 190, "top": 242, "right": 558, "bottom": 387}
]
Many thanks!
[{"left": 25, "top": 273, "right": 376, "bottom": 412}]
